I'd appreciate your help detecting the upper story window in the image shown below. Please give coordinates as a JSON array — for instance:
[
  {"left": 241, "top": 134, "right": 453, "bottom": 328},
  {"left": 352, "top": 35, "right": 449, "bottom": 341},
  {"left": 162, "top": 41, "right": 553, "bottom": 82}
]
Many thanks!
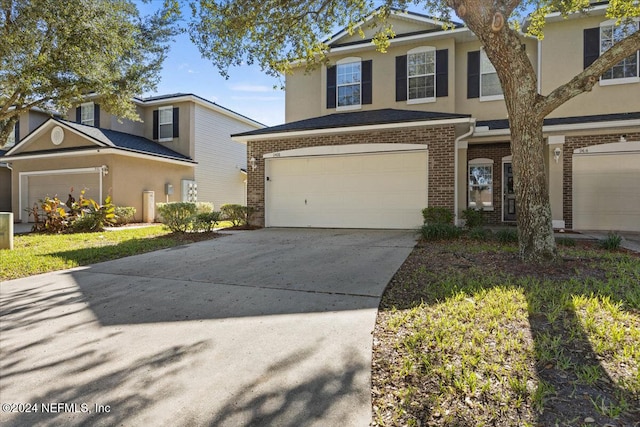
[
  {"left": 337, "top": 58, "right": 362, "bottom": 109},
  {"left": 480, "top": 50, "right": 503, "bottom": 100},
  {"left": 153, "top": 106, "right": 179, "bottom": 141},
  {"left": 600, "top": 20, "right": 639, "bottom": 84},
  {"left": 5, "top": 122, "right": 17, "bottom": 148},
  {"left": 76, "top": 102, "right": 100, "bottom": 127},
  {"left": 407, "top": 47, "right": 436, "bottom": 102},
  {"left": 397, "top": 48, "right": 448, "bottom": 103},
  {"left": 584, "top": 20, "right": 639, "bottom": 85},
  {"left": 326, "top": 58, "right": 372, "bottom": 110},
  {"left": 466, "top": 50, "right": 502, "bottom": 101}
]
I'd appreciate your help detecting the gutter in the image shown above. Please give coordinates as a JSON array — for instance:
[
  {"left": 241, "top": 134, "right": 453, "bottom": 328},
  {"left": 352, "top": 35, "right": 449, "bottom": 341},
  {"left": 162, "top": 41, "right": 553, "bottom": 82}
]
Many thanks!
[
  {"left": 454, "top": 121, "right": 476, "bottom": 226},
  {"left": 473, "top": 119, "right": 640, "bottom": 138}
]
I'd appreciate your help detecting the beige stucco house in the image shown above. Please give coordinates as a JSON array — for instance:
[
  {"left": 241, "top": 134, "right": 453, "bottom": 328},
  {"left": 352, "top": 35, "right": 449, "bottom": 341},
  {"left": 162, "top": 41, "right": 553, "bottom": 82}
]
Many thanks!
[
  {"left": 1, "top": 94, "right": 263, "bottom": 222},
  {"left": 233, "top": 4, "right": 640, "bottom": 232}
]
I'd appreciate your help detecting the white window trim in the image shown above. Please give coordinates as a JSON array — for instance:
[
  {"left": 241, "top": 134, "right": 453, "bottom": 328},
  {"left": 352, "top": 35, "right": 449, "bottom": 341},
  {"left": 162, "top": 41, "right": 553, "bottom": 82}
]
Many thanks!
[
  {"left": 479, "top": 50, "right": 504, "bottom": 102},
  {"left": 407, "top": 46, "right": 436, "bottom": 104},
  {"left": 336, "top": 57, "right": 362, "bottom": 111},
  {"left": 80, "top": 102, "right": 95, "bottom": 126},
  {"left": 158, "top": 105, "right": 173, "bottom": 142},
  {"left": 599, "top": 19, "right": 640, "bottom": 86},
  {"left": 468, "top": 158, "right": 494, "bottom": 210}
]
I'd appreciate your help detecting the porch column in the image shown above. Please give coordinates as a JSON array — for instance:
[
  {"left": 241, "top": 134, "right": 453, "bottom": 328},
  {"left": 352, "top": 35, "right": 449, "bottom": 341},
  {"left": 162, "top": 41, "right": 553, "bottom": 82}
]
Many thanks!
[{"left": 547, "top": 135, "right": 565, "bottom": 229}]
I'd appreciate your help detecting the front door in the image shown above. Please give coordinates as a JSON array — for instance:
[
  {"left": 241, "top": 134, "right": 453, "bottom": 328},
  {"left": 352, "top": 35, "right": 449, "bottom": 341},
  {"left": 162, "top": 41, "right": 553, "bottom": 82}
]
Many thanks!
[{"left": 503, "top": 163, "right": 516, "bottom": 221}]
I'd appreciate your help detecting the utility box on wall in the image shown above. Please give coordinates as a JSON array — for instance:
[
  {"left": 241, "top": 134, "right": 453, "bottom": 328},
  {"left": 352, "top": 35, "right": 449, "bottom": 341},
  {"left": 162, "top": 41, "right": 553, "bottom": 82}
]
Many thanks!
[
  {"left": 165, "top": 183, "right": 173, "bottom": 196},
  {"left": 0, "top": 212, "right": 13, "bottom": 250},
  {"left": 142, "top": 191, "right": 155, "bottom": 223}
]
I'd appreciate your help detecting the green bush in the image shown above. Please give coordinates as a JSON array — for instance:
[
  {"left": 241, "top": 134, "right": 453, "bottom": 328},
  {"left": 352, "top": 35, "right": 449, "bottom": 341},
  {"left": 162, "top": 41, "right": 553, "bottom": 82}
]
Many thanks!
[
  {"left": 461, "top": 208, "right": 485, "bottom": 229},
  {"left": 193, "top": 211, "right": 223, "bottom": 232},
  {"left": 422, "top": 207, "right": 454, "bottom": 225},
  {"left": 600, "top": 232, "right": 622, "bottom": 250},
  {"left": 221, "top": 204, "right": 253, "bottom": 226},
  {"left": 469, "top": 227, "right": 492, "bottom": 241},
  {"left": 556, "top": 236, "right": 576, "bottom": 247},
  {"left": 194, "top": 202, "right": 214, "bottom": 214},
  {"left": 421, "top": 223, "right": 462, "bottom": 241},
  {"left": 27, "top": 196, "right": 69, "bottom": 233},
  {"left": 495, "top": 228, "right": 518, "bottom": 244},
  {"left": 114, "top": 206, "right": 136, "bottom": 225},
  {"left": 71, "top": 194, "right": 116, "bottom": 232},
  {"left": 156, "top": 202, "right": 197, "bottom": 233}
]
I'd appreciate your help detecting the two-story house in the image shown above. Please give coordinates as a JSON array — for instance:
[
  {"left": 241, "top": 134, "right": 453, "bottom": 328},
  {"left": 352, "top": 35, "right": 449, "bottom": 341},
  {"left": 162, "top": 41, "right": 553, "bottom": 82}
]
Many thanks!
[
  {"left": 233, "top": 4, "right": 640, "bottom": 232},
  {"left": 1, "top": 93, "right": 263, "bottom": 222}
]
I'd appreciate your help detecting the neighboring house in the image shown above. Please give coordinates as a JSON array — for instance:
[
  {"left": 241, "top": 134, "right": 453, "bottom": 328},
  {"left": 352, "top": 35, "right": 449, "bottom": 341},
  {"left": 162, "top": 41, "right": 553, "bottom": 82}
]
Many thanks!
[
  {"left": 233, "top": 4, "right": 640, "bottom": 232},
  {"left": 1, "top": 94, "right": 263, "bottom": 222}
]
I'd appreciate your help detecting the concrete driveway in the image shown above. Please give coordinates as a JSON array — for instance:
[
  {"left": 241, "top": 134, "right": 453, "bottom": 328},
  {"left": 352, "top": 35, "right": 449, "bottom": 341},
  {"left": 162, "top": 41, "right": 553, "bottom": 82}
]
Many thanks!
[{"left": 0, "top": 228, "right": 417, "bottom": 427}]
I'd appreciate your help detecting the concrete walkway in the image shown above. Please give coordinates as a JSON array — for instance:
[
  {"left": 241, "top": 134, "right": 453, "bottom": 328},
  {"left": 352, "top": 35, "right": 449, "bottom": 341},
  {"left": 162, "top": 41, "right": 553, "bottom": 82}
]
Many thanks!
[{"left": 0, "top": 228, "right": 418, "bottom": 427}]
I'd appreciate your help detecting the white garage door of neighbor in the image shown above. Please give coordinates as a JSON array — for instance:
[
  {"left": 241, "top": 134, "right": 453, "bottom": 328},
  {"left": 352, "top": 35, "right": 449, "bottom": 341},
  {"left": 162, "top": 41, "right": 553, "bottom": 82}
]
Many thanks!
[
  {"left": 265, "top": 150, "right": 428, "bottom": 229},
  {"left": 573, "top": 150, "right": 640, "bottom": 232},
  {"left": 27, "top": 173, "right": 101, "bottom": 213}
]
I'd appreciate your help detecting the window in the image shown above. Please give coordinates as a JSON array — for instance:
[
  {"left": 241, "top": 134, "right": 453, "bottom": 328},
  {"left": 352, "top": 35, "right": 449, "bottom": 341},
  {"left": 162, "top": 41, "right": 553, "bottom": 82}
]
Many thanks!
[
  {"left": 336, "top": 59, "right": 361, "bottom": 108},
  {"left": 158, "top": 106, "right": 173, "bottom": 141},
  {"left": 600, "top": 20, "right": 639, "bottom": 84},
  {"left": 468, "top": 159, "right": 494, "bottom": 209},
  {"left": 480, "top": 50, "right": 503, "bottom": 100},
  {"left": 407, "top": 47, "right": 435, "bottom": 102},
  {"left": 5, "top": 122, "right": 16, "bottom": 148},
  {"left": 80, "top": 102, "right": 95, "bottom": 126}
]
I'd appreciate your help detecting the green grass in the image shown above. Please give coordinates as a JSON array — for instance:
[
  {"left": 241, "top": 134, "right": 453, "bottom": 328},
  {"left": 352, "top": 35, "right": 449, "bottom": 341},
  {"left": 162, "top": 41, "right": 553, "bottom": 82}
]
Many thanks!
[
  {"left": 372, "top": 240, "right": 640, "bottom": 426},
  {"left": 0, "top": 225, "right": 224, "bottom": 280}
]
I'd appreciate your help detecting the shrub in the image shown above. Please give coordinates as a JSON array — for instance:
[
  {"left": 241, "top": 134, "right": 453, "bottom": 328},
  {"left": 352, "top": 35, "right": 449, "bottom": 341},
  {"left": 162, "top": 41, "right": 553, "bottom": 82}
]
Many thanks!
[
  {"left": 469, "top": 227, "right": 492, "bottom": 241},
  {"left": 421, "top": 223, "right": 462, "bottom": 240},
  {"left": 221, "top": 204, "right": 253, "bottom": 226},
  {"left": 495, "top": 228, "right": 518, "bottom": 244},
  {"left": 156, "top": 202, "right": 197, "bottom": 233},
  {"left": 114, "top": 206, "right": 136, "bottom": 225},
  {"left": 194, "top": 202, "right": 214, "bottom": 214},
  {"left": 461, "top": 208, "right": 485, "bottom": 229},
  {"left": 422, "top": 207, "right": 454, "bottom": 225},
  {"left": 600, "top": 232, "right": 622, "bottom": 250},
  {"left": 193, "top": 211, "right": 223, "bottom": 232},
  {"left": 29, "top": 196, "right": 69, "bottom": 233},
  {"left": 70, "top": 194, "right": 116, "bottom": 232},
  {"left": 556, "top": 237, "right": 576, "bottom": 247}
]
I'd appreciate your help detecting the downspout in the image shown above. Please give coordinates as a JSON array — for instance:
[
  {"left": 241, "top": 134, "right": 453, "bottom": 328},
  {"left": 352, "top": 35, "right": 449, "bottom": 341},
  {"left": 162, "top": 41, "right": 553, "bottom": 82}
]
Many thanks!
[{"left": 454, "top": 120, "right": 476, "bottom": 226}]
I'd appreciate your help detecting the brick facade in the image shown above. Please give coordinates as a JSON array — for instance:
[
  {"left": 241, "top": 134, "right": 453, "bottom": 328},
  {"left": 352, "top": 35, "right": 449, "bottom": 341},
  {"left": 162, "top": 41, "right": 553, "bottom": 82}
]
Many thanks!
[
  {"left": 467, "top": 143, "right": 512, "bottom": 225},
  {"left": 246, "top": 125, "right": 457, "bottom": 227},
  {"left": 563, "top": 131, "right": 640, "bottom": 229}
]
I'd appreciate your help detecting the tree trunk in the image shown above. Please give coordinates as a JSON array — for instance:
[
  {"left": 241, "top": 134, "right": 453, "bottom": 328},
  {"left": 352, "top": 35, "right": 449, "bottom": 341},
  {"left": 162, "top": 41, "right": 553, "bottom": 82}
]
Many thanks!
[{"left": 509, "top": 114, "right": 557, "bottom": 262}]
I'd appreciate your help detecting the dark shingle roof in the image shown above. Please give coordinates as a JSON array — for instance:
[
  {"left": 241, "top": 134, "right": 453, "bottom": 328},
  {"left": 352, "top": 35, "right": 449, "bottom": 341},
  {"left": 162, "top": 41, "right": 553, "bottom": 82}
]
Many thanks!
[
  {"left": 233, "top": 109, "right": 471, "bottom": 137},
  {"left": 59, "top": 120, "right": 194, "bottom": 162},
  {"left": 478, "top": 112, "right": 640, "bottom": 130}
]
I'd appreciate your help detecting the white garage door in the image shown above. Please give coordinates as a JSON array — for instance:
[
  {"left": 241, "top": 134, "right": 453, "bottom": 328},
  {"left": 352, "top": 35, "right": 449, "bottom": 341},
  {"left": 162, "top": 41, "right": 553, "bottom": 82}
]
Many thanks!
[
  {"left": 265, "top": 150, "right": 428, "bottom": 229},
  {"left": 573, "top": 142, "right": 640, "bottom": 232},
  {"left": 26, "top": 172, "right": 101, "bottom": 215}
]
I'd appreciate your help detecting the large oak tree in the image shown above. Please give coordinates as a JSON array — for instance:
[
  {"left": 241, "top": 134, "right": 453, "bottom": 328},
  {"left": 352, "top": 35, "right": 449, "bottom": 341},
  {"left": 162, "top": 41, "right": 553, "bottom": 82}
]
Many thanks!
[
  {"left": 0, "top": 0, "right": 178, "bottom": 144},
  {"left": 189, "top": 0, "right": 639, "bottom": 262}
]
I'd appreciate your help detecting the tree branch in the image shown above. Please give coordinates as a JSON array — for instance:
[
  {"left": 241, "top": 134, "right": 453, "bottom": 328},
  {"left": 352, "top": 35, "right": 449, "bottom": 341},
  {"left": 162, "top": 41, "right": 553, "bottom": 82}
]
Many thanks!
[{"left": 538, "top": 30, "right": 640, "bottom": 117}]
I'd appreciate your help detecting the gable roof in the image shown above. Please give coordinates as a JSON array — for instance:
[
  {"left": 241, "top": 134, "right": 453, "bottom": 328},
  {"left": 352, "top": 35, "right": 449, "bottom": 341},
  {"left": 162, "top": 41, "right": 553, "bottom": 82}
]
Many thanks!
[
  {"left": 232, "top": 108, "right": 472, "bottom": 141},
  {"left": 2, "top": 118, "right": 195, "bottom": 164}
]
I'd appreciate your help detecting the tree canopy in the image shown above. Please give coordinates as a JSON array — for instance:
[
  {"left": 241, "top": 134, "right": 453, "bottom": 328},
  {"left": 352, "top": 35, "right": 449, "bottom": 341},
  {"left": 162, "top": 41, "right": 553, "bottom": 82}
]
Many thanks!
[{"left": 0, "top": 0, "right": 179, "bottom": 143}]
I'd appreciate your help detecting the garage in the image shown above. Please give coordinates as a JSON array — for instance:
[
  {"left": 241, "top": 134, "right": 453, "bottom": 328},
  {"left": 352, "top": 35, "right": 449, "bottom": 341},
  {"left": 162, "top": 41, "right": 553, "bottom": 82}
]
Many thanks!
[
  {"left": 21, "top": 168, "right": 103, "bottom": 220},
  {"left": 573, "top": 141, "right": 640, "bottom": 232},
  {"left": 264, "top": 144, "right": 428, "bottom": 229}
]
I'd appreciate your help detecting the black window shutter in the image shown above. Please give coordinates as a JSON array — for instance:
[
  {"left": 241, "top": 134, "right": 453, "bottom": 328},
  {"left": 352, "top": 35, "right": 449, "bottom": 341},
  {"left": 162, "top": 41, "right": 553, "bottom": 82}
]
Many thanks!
[
  {"left": 76, "top": 106, "right": 81, "bottom": 123},
  {"left": 172, "top": 107, "right": 179, "bottom": 138},
  {"left": 583, "top": 27, "right": 600, "bottom": 69},
  {"left": 467, "top": 50, "right": 480, "bottom": 99},
  {"left": 14, "top": 120, "right": 19, "bottom": 142},
  {"left": 395, "top": 55, "right": 407, "bottom": 102},
  {"left": 153, "top": 109, "right": 159, "bottom": 140},
  {"left": 94, "top": 104, "right": 100, "bottom": 128},
  {"left": 326, "top": 65, "right": 337, "bottom": 109},
  {"left": 361, "top": 60, "right": 372, "bottom": 105},
  {"left": 436, "top": 49, "right": 449, "bottom": 97}
]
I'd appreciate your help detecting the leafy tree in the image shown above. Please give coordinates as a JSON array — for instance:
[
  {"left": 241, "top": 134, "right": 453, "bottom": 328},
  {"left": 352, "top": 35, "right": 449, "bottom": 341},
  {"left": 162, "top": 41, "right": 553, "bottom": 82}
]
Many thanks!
[
  {"left": 0, "top": 0, "right": 179, "bottom": 143},
  {"left": 189, "top": 0, "right": 639, "bottom": 262}
]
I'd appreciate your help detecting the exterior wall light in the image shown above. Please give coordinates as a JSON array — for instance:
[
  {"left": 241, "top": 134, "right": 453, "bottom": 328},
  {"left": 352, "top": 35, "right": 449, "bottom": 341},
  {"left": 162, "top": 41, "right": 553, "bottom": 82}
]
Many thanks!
[
  {"left": 249, "top": 157, "right": 257, "bottom": 171},
  {"left": 553, "top": 147, "right": 562, "bottom": 163}
]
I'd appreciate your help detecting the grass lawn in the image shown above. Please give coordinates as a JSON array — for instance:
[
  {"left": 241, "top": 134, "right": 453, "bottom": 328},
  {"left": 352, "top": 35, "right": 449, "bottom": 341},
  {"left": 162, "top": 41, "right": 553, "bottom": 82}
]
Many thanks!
[
  {"left": 0, "top": 225, "right": 225, "bottom": 281},
  {"left": 372, "top": 238, "right": 640, "bottom": 427}
]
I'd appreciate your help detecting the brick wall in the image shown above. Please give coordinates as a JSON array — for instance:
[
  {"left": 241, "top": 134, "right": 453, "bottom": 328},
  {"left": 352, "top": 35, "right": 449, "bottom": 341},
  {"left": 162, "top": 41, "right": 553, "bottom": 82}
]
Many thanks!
[
  {"left": 467, "top": 143, "right": 512, "bottom": 225},
  {"left": 246, "top": 125, "right": 457, "bottom": 227},
  {"left": 563, "top": 132, "right": 640, "bottom": 229}
]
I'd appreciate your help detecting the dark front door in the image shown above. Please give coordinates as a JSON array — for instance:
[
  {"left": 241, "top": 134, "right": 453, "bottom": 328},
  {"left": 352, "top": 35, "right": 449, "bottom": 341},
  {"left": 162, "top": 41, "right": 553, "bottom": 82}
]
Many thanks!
[{"left": 503, "top": 163, "right": 516, "bottom": 222}]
